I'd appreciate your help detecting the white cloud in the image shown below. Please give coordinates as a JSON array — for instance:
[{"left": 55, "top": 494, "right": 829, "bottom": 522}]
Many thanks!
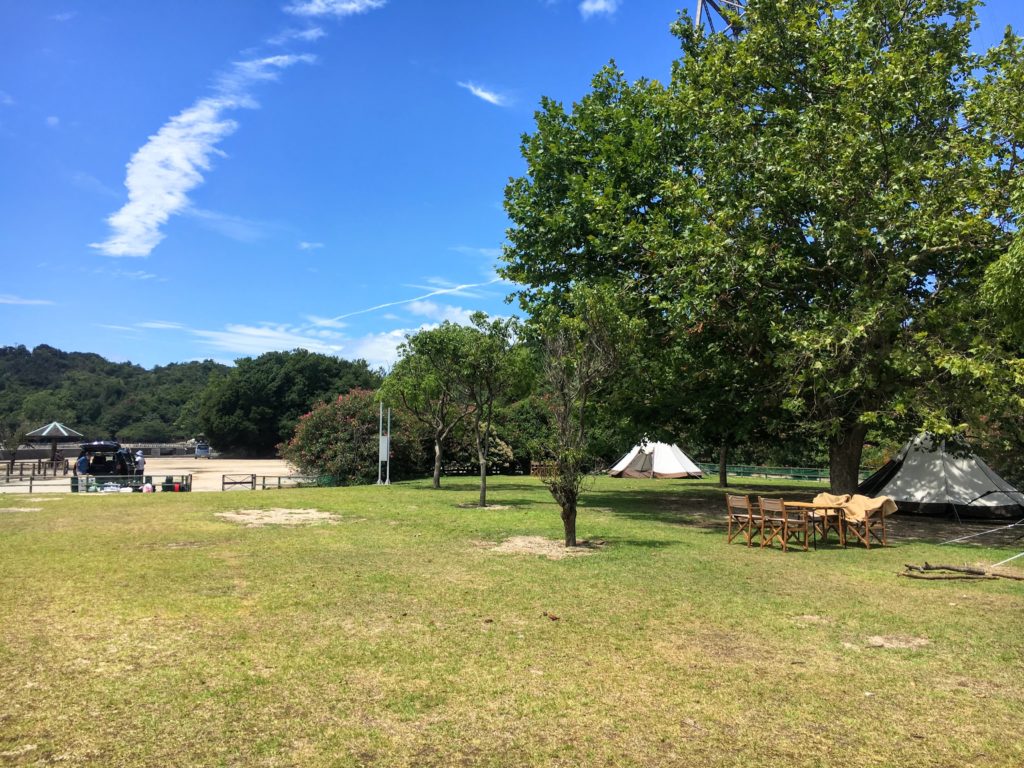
[
  {"left": 285, "top": 0, "right": 386, "bottom": 17},
  {"left": 139, "top": 321, "right": 186, "bottom": 330},
  {"left": 91, "top": 266, "right": 160, "bottom": 281},
  {"left": 50, "top": 11, "right": 77, "bottom": 22},
  {"left": 299, "top": 241, "right": 325, "bottom": 249},
  {"left": 306, "top": 314, "right": 347, "bottom": 329},
  {"left": 268, "top": 27, "right": 326, "bottom": 45},
  {"left": 347, "top": 329, "right": 409, "bottom": 368},
  {"left": 0, "top": 90, "right": 13, "bottom": 106},
  {"left": 45, "top": 115, "right": 59, "bottom": 127},
  {"left": 457, "top": 81, "right": 508, "bottom": 107},
  {"left": 0, "top": 294, "right": 54, "bottom": 306},
  {"left": 322, "top": 277, "right": 501, "bottom": 323},
  {"left": 580, "top": 0, "right": 619, "bottom": 18},
  {"left": 91, "top": 54, "right": 314, "bottom": 257},
  {"left": 192, "top": 322, "right": 346, "bottom": 357},
  {"left": 406, "top": 300, "right": 474, "bottom": 325}
]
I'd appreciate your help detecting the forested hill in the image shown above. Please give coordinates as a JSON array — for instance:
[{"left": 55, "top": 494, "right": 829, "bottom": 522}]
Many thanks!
[
  {"left": 0, "top": 345, "right": 385, "bottom": 456},
  {"left": 0, "top": 344, "right": 230, "bottom": 443}
]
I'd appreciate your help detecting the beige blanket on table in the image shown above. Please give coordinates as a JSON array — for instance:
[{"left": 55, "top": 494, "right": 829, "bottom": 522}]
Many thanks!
[
  {"left": 841, "top": 494, "right": 898, "bottom": 522},
  {"left": 812, "top": 493, "right": 851, "bottom": 509},
  {"left": 812, "top": 492, "right": 897, "bottom": 522}
]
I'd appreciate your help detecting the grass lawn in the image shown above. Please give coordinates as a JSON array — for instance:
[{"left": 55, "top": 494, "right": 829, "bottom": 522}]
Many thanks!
[{"left": 1, "top": 476, "right": 1022, "bottom": 767}]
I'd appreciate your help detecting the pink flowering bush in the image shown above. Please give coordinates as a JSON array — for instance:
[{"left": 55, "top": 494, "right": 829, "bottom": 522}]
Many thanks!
[{"left": 278, "top": 389, "right": 423, "bottom": 484}]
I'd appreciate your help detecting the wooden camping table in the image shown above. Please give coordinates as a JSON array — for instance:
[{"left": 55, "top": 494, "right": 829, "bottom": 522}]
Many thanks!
[{"left": 784, "top": 501, "right": 847, "bottom": 547}]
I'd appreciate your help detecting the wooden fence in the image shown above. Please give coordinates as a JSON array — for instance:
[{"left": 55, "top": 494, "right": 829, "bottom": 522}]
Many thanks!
[
  {"left": 221, "top": 474, "right": 334, "bottom": 491},
  {"left": 2, "top": 459, "right": 70, "bottom": 481}
]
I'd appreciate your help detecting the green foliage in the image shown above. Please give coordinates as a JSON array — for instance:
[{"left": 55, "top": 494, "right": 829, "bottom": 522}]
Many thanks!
[
  {"left": 279, "top": 388, "right": 421, "bottom": 484},
  {"left": 378, "top": 322, "right": 481, "bottom": 487},
  {"left": 199, "top": 349, "right": 381, "bottom": 456},
  {"left": 0, "top": 345, "right": 229, "bottom": 442},
  {"left": 504, "top": 0, "right": 1017, "bottom": 492}
]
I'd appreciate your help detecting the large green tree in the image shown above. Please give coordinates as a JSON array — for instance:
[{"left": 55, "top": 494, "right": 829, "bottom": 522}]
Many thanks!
[
  {"left": 199, "top": 350, "right": 381, "bottom": 455},
  {"left": 504, "top": 0, "right": 1011, "bottom": 493}
]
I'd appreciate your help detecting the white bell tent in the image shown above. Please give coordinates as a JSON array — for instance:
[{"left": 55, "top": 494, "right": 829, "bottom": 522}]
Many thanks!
[
  {"left": 608, "top": 441, "right": 703, "bottom": 479},
  {"left": 857, "top": 434, "right": 1024, "bottom": 518}
]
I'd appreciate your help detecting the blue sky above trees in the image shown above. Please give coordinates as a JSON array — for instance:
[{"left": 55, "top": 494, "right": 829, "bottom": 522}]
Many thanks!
[{"left": 1, "top": 0, "right": 1020, "bottom": 369}]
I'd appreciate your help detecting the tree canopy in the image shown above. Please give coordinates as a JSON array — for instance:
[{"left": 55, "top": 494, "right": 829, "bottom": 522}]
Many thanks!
[
  {"left": 199, "top": 349, "right": 381, "bottom": 456},
  {"left": 503, "top": 0, "right": 1017, "bottom": 492}
]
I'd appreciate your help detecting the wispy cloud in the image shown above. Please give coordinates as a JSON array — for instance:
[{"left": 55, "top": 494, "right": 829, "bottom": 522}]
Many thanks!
[
  {"left": 285, "top": 0, "right": 386, "bottom": 17},
  {"left": 326, "top": 277, "right": 501, "bottom": 322},
  {"left": 268, "top": 27, "right": 326, "bottom": 45},
  {"left": 452, "top": 245, "right": 503, "bottom": 259},
  {"left": 0, "top": 90, "right": 13, "bottom": 106},
  {"left": 0, "top": 294, "right": 54, "bottom": 306},
  {"left": 306, "top": 314, "right": 347, "bottom": 329},
  {"left": 457, "top": 81, "right": 509, "bottom": 107},
  {"left": 91, "top": 266, "right": 161, "bottom": 281},
  {"left": 45, "top": 115, "right": 59, "bottom": 127},
  {"left": 406, "top": 300, "right": 474, "bottom": 325},
  {"left": 193, "top": 323, "right": 346, "bottom": 357},
  {"left": 50, "top": 11, "right": 77, "bottom": 22},
  {"left": 188, "top": 207, "right": 271, "bottom": 243},
  {"left": 580, "top": 0, "right": 619, "bottom": 19},
  {"left": 139, "top": 321, "right": 186, "bottom": 330},
  {"left": 91, "top": 54, "right": 314, "bottom": 258},
  {"left": 299, "top": 241, "right": 325, "bottom": 250}
]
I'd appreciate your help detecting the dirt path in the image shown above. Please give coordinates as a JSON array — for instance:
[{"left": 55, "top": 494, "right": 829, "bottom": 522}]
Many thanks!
[{"left": 144, "top": 458, "right": 296, "bottom": 492}]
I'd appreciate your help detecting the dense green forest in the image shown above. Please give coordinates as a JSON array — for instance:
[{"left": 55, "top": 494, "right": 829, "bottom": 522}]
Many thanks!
[
  {"left": 0, "top": 345, "right": 228, "bottom": 445},
  {"left": 0, "top": 345, "right": 381, "bottom": 457}
]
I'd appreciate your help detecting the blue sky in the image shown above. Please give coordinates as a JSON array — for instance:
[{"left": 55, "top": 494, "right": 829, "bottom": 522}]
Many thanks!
[{"left": 2, "top": 0, "right": 1021, "bottom": 370}]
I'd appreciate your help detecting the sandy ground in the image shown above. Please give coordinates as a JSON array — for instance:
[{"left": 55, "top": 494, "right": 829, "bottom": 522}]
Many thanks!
[{"left": 0, "top": 458, "right": 295, "bottom": 494}]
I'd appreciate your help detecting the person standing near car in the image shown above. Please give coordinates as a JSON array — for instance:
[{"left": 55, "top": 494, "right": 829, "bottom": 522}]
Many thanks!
[{"left": 76, "top": 450, "right": 88, "bottom": 477}]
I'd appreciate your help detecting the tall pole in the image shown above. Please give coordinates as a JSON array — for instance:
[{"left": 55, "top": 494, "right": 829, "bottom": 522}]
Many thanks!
[
  {"left": 377, "top": 401, "right": 383, "bottom": 485},
  {"left": 385, "top": 408, "right": 391, "bottom": 485}
]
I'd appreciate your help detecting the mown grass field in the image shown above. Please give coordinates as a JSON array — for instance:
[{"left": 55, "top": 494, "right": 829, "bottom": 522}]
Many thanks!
[{"left": 1, "top": 476, "right": 1022, "bottom": 767}]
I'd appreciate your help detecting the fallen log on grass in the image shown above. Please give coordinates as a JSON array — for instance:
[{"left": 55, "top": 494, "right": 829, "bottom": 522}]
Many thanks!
[{"left": 902, "top": 562, "right": 1024, "bottom": 582}]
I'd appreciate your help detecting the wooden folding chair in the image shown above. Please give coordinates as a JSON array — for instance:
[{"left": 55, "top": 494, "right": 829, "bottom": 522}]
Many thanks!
[
  {"left": 725, "top": 494, "right": 757, "bottom": 546},
  {"left": 758, "top": 497, "right": 787, "bottom": 550},
  {"left": 845, "top": 508, "right": 887, "bottom": 549},
  {"left": 783, "top": 503, "right": 811, "bottom": 551}
]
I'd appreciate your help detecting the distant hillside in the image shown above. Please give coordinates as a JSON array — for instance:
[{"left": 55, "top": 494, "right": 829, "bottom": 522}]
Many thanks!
[{"left": 0, "top": 344, "right": 230, "bottom": 444}]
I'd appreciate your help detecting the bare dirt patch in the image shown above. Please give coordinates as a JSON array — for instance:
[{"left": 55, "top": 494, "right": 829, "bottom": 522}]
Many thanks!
[
  {"left": 490, "top": 535, "right": 606, "bottom": 560},
  {"left": 865, "top": 635, "right": 930, "bottom": 650},
  {"left": 215, "top": 508, "right": 339, "bottom": 528},
  {"left": 457, "top": 503, "right": 513, "bottom": 510}
]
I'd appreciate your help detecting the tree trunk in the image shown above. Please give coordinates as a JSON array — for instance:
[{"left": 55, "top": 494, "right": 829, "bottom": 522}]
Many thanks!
[
  {"left": 718, "top": 443, "right": 728, "bottom": 488},
  {"left": 477, "top": 435, "right": 487, "bottom": 507},
  {"left": 432, "top": 437, "right": 443, "bottom": 489},
  {"left": 561, "top": 502, "right": 577, "bottom": 547},
  {"left": 829, "top": 422, "right": 868, "bottom": 494}
]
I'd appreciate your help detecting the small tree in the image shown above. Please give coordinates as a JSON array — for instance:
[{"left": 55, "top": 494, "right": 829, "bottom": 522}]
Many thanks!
[
  {"left": 456, "top": 314, "right": 532, "bottom": 507},
  {"left": 378, "top": 323, "right": 478, "bottom": 489},
  {"left": 532, "top": 287, "right": 633, "bottom": 546}
]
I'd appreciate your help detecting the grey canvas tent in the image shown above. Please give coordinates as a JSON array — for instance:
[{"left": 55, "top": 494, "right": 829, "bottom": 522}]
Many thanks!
[
  {"left": 857, "top": 434, "right": 1024, "bottom": 518},
  {"left": 608, "top": 441, "right": 703, "bottom": 479}
]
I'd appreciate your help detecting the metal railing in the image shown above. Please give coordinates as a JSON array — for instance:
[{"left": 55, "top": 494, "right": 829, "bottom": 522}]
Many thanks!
[
  {"left": 694, "top": 463, "right": 874, "bottom": 482},
  {"left": 0, "top": 473, "right": 192, "bottom": 494},
  {"left": 221, "top": 474, "right": 335, "bottom": 491}
]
